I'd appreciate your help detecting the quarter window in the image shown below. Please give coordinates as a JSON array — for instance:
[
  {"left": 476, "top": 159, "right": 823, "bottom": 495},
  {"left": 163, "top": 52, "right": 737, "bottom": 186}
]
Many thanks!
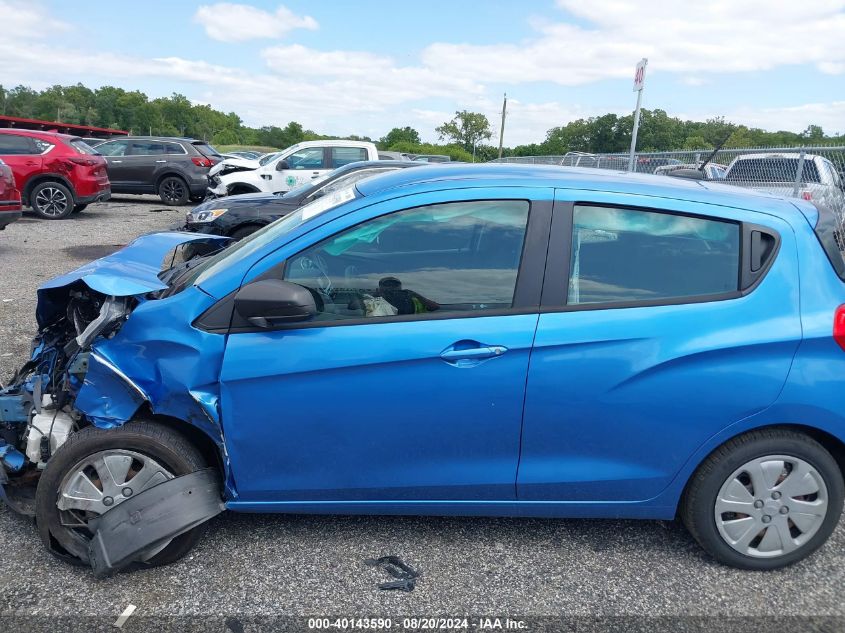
[
  {"left": 284, "top": 200, "right": 530, "bottom": 322},
  {"left": 568, "top": 205, "right": 740, "bottom": 305}
]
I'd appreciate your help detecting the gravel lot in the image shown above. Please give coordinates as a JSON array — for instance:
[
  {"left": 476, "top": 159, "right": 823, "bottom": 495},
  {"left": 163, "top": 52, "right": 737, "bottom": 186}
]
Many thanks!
[{"left": 0, "top": 197, "right": 843, "bottom": 627}]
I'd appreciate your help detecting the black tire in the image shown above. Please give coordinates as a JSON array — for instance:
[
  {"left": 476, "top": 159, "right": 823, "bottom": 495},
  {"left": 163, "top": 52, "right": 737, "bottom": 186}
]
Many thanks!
[
  {"left": 72, "top": 203, "right": 87, "bottom": 213},
  {"left": 30, "top": 181, "right": 74, "bottom": 219},
  {"left": 681, "top": 428, "right": 844, "bottom": 570},
  {"left": 229, "top": 224, "right": 262, "bottom": 240},
  {"left": 158, "top": 176, "right": 190, "bottom": 206},
  {"left": 35, "top": 420, "right": 210, "bottom": 570}
]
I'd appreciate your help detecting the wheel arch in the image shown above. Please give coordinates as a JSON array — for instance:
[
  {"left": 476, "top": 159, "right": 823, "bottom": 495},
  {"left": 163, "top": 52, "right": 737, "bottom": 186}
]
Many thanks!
[
  {"left": 23, "top": 173, "right": 76, "bottom": 206},
  {"left": 154, "top": 171, "right": 189, "bottom": 189},
  {"left": 227, "top": 183, "right": 261, "bottom": 195}
]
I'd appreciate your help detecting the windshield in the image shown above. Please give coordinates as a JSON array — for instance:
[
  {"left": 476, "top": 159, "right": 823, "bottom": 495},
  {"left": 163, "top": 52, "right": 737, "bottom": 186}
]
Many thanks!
[{"left": 185, "top": 185, "right": 360, "bottom": 290}]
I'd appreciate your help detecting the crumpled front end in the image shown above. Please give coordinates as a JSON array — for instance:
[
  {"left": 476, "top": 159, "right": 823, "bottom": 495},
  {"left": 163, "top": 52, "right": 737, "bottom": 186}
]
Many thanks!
[{"left": 0, "top": 232, "right": 231, "bottom": 515}]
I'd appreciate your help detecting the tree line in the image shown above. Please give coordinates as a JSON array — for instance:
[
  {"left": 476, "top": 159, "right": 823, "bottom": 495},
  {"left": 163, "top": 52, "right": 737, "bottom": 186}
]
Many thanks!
[{"left": 1, "top": 84, "right": 842, "bottom": 161}]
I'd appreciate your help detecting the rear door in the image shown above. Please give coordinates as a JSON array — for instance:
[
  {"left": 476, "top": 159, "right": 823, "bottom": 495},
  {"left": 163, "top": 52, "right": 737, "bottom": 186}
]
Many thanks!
[
  {"left": 517, "top": 191, "right": 801, "bottom": 503},
  {"left": 0, "top": 134, "right": 43, "bottom": 196},
  {"left": 127, "top": 140, "right": 176, "bottom": 190}
]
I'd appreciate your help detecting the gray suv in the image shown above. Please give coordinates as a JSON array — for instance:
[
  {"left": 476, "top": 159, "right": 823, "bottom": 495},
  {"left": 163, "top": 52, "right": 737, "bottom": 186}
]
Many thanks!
[{"left": 93, "top": 137, "right": 222, "bottom": 205}]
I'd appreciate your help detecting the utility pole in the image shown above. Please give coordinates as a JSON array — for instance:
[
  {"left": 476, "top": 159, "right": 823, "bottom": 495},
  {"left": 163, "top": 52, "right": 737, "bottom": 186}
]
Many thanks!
[
  {"left": 628, "top": 58, "right": 648, "bottom": 172},
  {"left": 497, "top": 93, "right": 508, "bottom": 160}
]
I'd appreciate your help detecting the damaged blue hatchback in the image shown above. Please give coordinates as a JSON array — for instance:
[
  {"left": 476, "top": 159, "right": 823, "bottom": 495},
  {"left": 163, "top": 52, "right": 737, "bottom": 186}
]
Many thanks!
[{"left": 2, "top": 164, "right": 844, "bottom": 575}]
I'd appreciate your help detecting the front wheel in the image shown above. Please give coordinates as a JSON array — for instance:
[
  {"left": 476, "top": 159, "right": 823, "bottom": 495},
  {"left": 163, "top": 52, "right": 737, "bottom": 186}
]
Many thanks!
[
  {"left": 30, "top": 182, "right": 74, "bottom": 219},
  {"left": 35, "top": 420, "right": 210, "bottom": 569},
  {"left": 682, "top": 428, "right": 844, "bottom": 569},
  {"left": 158, "top": 176, "right": 190, "bottom": 205}
]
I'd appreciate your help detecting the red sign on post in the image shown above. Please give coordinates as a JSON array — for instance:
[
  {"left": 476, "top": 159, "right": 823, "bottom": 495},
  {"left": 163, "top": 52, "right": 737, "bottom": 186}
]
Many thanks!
[{"left": 633, "top": 58, "right": 648, "bottom": 92}]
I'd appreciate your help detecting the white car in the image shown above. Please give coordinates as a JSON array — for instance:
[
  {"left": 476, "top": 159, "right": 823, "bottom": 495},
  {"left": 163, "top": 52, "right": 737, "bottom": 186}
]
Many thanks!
[{"left": 208, "top": 140, "right": 379, "bottom": 196}]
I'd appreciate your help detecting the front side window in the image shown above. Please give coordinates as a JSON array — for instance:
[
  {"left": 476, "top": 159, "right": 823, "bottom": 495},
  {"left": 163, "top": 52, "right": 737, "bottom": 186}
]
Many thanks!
[
  {"left": 330, "top": 147, "right": 368, "bottom": 168},
  {"left": 284, "top": 200, "right": 530, "bottom": 322},
  {"left": 568, "top": 205, "right": 740, "bottom": 305},
  {"left": 96, "top": 140, "right": 129, "bottom": 157},
  {"left": 287, "top": 148, "right": 324, "bottom": 170}
]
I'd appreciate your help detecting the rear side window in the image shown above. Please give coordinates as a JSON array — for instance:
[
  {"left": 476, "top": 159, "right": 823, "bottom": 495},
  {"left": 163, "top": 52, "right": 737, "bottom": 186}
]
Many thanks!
[
  {"left": 0, "top": 134, "right": 36, "bottom": 155},
  {"left": 330, "top": 147, "right": 368, "bottom": 168},
  {"left": 130, "top": 141, "right": 168, "bottom": 155},
  {"left": 568, "top": 205, "right": 740, "bottom": 305}
]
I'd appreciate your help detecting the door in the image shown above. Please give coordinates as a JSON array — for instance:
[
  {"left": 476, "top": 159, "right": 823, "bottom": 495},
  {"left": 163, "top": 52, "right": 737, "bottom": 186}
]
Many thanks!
[
  {"left": 96, "top": 139, "right": 132, "bottom": 188},
  {"left": 0, "top": 134, "right": 44, "bottom": 196},
  {"left": 126, "top": 140, "right": 174, "bottom": 190},
  {"left": 517, "top": 195, "right": 801, "bottom": 502},
  {"left": 273, "top": 147, "right": 327, "bottom": 192},
  {"left": 220, "top": 193, "right": 552, "bottom": 502}
]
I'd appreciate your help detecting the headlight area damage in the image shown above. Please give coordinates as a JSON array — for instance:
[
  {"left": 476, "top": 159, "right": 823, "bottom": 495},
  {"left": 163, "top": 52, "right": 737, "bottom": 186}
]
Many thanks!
[{"left": 0, "top": 232, "right": 230, "bottom": 576}]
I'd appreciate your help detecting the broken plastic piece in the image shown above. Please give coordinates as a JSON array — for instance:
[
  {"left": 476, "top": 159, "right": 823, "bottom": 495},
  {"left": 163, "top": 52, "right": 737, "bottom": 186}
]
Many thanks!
[
  {"left": 86, "top": 468, "right": 224, "bottom": 578},
  {"left": 364, "top": 555, "right": 420, "bottom": 592}
]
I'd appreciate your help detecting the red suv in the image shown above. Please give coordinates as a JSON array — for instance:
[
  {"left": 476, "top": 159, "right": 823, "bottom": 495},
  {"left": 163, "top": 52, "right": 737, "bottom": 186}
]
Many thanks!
[
  {"left": 0, "top": 130, "right": 110, "bottom": 219},
  {"left": 0, "top": 157, "right": 22, "bottom": 229}
]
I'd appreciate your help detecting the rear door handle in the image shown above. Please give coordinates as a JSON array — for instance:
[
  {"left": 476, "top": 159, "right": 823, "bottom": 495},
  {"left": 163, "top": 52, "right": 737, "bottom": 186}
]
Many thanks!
[{"left": 155, "top": 160, "right": 167, "bottom": 163}]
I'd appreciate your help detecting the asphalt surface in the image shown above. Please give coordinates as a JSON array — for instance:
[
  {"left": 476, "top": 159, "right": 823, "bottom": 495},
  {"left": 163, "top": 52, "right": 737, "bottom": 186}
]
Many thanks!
[{"left": 0, "top": 197, "right": 843, "bottom": 626}]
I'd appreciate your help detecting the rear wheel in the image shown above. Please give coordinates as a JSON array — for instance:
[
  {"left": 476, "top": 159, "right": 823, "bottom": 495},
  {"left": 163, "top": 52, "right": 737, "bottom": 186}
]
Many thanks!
[
  {"left": 30, "top": 182, "right": 74, "bottom": 219},
  {"left": 682, "top": 429, "right": 844, "bottom": 569},
  {"left": 158, "top": 176, "right": 189, "bottom": 205},
  {"left": 35, "top": 420, "right": 209, "bottom": 569}
]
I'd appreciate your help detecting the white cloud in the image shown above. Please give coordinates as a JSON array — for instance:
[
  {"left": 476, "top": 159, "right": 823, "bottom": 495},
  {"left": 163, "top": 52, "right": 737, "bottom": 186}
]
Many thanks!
[
  {"left": 193, "top": 3, "right": 317, "bottom": 43},
  {"left": 422, "top": 0, "right": 845, "bottom": 85},
  {"left": 0, "top": 0, "right": 68, "bottom": 37}
]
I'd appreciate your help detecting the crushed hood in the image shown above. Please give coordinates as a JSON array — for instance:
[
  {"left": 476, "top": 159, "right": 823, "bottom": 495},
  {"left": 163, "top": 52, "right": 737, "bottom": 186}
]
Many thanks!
[
  {"left": 37, "top": 232, "right": 231, "bottom": 326},
  {"left": 209, "top": 157, "right": 259, "bottom": 177}
]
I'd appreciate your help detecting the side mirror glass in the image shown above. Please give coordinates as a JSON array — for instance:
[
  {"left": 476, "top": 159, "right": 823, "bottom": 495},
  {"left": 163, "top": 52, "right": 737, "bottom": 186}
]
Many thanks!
[
  {"left": 276, "top": 159, "right": 290, "bottom": 171},
  {"left": 234, "top": 279, "right": 316, "bottom": 327}
]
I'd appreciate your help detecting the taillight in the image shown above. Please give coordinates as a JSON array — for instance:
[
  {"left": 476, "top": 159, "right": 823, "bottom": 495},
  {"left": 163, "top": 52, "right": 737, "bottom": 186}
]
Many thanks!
[
  {"left": 834, "top": 305, "right": 845, "bottom": 351},
  {"left": 192, "top": 156, "right": 213, "bottom": 168},
  {"left": 802, "top": 191, "right": 813, "bottom": 201},
  {"left": 68, "top": 156, "right": 98, "bottom": 167}
]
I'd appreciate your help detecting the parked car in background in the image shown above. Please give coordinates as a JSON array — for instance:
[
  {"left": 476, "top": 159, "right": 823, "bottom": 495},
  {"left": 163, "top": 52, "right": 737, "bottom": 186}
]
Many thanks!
[
  {"left": 0, "top": 129, "right": 110, "bottom": 219},
  {"left": 185, "top": 160, "right": 422, "bottom": 240},
  {"left": 413, "top": 154, "right": 451, "bottom": 163},
  {"left": 208, "top": 140, "right": 380, "bottom": 196},
  {"left": 0, "top": 157, "right": 22, "bottom": 229},
  {"left": 378, "top": 151, "right": 414, "bottom": 161},
  {"left": 724, "top": 153, "right": 845, "bottom": 213},
  {"left": 227, "top": 150, "right": 263, "bottom": 160},
  {"left": 655, "top": 162, "right": 728, "bottom": 180},
  {"left": 80, "top": 138, "right": 107, "bottom": 148},
  {"left": 2, "top": 165, "right": 845, "bottom": 575},
  {"left": 94, "top": 136, "right": 223, "bottom": 205}
]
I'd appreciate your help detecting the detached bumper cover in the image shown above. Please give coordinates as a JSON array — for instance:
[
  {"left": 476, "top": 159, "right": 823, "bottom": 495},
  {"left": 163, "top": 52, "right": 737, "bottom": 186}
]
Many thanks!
[{"left": 87, "top": 468, "right": 224, "bottom": 577}]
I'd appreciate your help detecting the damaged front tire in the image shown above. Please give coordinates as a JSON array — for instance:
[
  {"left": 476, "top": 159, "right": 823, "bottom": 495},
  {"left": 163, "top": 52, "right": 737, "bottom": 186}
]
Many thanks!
[{"left": 35, "top": 420, "right": 211, "bottom": 570}]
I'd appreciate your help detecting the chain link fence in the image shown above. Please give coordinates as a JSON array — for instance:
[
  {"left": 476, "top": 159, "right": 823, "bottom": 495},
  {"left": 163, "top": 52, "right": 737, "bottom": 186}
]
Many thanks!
[{"left": 491, "top": 146, "right": 845, "bottom": 224}]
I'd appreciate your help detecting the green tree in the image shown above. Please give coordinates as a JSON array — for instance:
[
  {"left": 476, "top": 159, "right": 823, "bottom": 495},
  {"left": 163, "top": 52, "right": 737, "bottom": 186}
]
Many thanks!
[
  {"left": 380, "top": 126, "right": 421, "bottom": 149},
  {"left": 435, "top": 110, "right": 492, "bottom": 153}
]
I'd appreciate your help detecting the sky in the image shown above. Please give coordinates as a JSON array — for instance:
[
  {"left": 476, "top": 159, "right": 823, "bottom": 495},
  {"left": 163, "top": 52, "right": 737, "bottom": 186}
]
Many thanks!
[{"left": 2, "top": 0, "right": 844, "bottom": 145}]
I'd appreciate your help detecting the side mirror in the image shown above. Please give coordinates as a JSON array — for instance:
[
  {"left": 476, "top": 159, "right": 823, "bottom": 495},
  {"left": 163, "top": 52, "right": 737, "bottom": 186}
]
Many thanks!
[
  {"left": 275, "top": 159, "right": 290, "bottom": 171},
  {"left": 234, "top": 279, "right": 316, "bottom": 327}
]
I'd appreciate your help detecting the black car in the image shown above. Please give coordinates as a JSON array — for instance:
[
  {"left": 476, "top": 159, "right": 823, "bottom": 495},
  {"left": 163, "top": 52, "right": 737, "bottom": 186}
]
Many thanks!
[
  {"left": 93, "top": 136, "right": 223, "bottom": 205},
  {"left": 183, "top": 160, "right": 422, "bottom": 240}
]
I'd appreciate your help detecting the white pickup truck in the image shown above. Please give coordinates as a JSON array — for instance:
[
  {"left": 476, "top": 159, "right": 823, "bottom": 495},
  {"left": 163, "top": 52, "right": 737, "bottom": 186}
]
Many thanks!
[
  {"left": 208, "top": 139, "right": 380, "bottom": 196},
  {"left": 723, "top": 153, "right": 845, "bottom": 214}
]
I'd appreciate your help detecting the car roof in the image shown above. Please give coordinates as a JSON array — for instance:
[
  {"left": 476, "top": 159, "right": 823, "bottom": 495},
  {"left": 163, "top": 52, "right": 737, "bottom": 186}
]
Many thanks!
[
  {"left": 111, "top": 136, "right": 202, "bottom": 143},
  {"left": 0, "top": 128, "right": 76, "bottom": 140},
  {"left": 355, "top": 163, "right": 811, "bottom": 221}
]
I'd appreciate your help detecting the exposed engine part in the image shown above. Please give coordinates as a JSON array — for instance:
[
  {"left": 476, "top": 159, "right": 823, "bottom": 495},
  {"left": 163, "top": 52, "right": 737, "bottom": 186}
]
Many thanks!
[
  {"left": 75, "top": 296, "right": 129, "bottom": 349},
  {"left": 25, "top": 395, "right": 74, "bottom": 466}
]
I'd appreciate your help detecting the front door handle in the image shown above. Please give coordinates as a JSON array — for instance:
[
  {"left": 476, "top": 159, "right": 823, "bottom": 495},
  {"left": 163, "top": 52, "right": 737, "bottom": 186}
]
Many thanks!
[
  {"left": 155, "top": 160, "right": 167, "bottom": 163},
  {"left": 110, "top": 160, "right": 122, "bottom": 163},
  {"left": 440, "top": 343, "right": 508, "bottom": 367}
]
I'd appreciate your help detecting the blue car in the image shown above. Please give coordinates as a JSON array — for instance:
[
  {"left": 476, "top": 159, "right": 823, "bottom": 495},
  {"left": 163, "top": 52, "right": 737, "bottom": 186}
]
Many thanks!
[{"left": 1, "top": 164, "right": 844, "bottom": 574}]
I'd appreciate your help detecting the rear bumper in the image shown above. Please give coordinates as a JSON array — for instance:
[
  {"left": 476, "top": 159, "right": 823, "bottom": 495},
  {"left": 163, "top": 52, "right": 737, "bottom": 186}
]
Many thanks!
[{"left": 76, "top": 188, "right": 111, "bottom": 205}]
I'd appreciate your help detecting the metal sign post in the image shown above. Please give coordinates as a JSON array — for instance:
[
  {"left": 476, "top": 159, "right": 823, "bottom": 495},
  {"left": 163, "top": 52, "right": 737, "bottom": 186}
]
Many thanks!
[{"left": 628, "top": 58, "right": 648, "bottom": 172}]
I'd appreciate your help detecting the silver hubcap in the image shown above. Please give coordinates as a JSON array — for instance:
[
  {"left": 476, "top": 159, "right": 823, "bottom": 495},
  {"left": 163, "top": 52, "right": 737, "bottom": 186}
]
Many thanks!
[
  {"left": 34, "top": 187, "right": 68, "bottom": 217},
  {"left": 57, "top": 450, "right": 175, "bottom": 558},
  {"left": 715, "top": 455, "right": 828, "bottom": 558}
]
